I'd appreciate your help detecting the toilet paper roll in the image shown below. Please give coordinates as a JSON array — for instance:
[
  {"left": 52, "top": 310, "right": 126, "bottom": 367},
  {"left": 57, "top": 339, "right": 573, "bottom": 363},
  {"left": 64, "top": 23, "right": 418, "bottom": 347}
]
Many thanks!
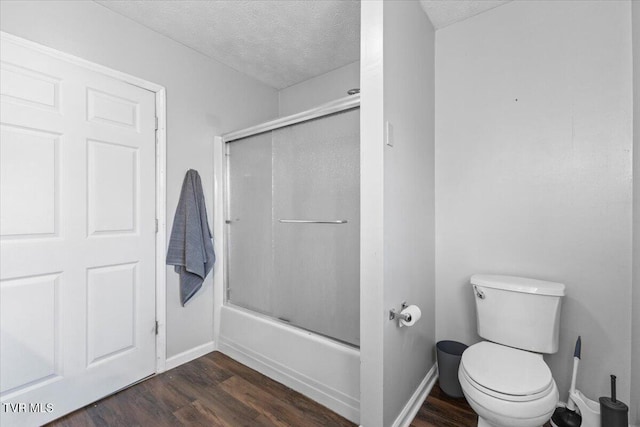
[{"left": 400, "top": 305, "right": 422, "bottom": 327}]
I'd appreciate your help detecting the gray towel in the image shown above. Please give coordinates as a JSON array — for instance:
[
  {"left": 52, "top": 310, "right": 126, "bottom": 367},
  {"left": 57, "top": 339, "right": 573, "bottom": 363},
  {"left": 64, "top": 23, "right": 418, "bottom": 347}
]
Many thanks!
[{"left": 166, "top": 169, "right": 215, "bottom": 306}]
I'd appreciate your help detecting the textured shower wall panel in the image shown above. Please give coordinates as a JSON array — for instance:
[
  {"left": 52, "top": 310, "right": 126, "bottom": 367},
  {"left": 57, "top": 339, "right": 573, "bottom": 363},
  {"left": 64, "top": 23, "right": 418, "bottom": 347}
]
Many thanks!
[
  {"left": 272, "top": 109, "right": 360, "bottom": 346},
  {"left": 226, "top": 109, "right": 360, "bottom": 346},
  {"left": 227, "top": 133, "right": 274, "bottom": 315}
]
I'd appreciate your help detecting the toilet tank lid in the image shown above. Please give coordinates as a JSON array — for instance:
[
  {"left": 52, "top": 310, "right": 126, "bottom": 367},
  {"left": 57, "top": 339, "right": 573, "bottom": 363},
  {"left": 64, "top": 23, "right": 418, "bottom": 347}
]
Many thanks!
[{"left": 471, "top": 274, "right": 565, "bottom": 297}]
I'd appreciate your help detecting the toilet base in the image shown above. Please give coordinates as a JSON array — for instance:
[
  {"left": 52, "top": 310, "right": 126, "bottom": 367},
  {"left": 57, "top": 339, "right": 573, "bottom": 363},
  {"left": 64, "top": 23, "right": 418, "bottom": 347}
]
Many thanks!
[
  {"left": 477, "top": 416, "right": 495, "bottom": 427},
  {"left": 477, "top": 416, "right": 542, "bottom": 427},
  {"left": 460, "top": 360, "right": 558, "bottom": 427}
]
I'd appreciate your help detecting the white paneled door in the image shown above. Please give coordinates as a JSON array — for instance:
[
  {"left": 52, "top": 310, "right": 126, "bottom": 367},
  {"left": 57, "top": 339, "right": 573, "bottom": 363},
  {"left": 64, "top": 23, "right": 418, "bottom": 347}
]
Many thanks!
[{"left": 0, "top": 37, "right": 157, "bottom": 426}]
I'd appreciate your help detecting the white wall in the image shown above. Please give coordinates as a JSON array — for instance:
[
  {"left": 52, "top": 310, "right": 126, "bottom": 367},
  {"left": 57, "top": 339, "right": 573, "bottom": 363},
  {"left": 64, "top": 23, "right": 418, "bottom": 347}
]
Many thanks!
[
  {"left": 359, "top": 1, "right": 386, "bottom": 424},
  {"left": 632, "top": 1, "right": 640, "bottom": 424},
  {"left": 360, "top": 1, "right": 435, "bottom": 426},
  {"left": 436, "top": 0, "right": 633, "bottom": 411},
  {"left": 0, "top": 0, "right": 279, "bottom": 360},
  {"left": 382, "top": 1, "right": 435, "bottom": 425},
  {"left": 278, "top": 61, "right": 360, "bottom": 116}
]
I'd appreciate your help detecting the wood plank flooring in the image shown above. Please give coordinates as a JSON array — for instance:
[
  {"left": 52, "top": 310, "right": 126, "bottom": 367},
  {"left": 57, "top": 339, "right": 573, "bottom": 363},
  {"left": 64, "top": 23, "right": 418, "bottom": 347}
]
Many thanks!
[
  {"left": 411, "top": 383, "right": 477, "bottom": 427},
  {"left": 47, "top": 351, "right": 551, "bottom": 427},
  {"left": 48, "top": 351, "right": 353, "bottom": 427},
  {"left": 411, "top": 383, "right": 553, "bottom": 427}
]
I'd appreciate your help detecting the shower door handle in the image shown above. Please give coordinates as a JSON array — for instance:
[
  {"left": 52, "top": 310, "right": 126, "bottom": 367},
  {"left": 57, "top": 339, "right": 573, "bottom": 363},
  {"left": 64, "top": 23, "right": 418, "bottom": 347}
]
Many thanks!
[{"left": 278, "top": 219, "right": 348, "bottom": 224}]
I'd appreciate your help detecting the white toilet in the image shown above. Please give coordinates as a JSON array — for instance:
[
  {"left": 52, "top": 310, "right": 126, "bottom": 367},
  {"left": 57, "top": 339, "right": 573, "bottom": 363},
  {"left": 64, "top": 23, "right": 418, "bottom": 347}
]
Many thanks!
[{"left": 458, "top": 274, "right": 565, "bottom": 427}]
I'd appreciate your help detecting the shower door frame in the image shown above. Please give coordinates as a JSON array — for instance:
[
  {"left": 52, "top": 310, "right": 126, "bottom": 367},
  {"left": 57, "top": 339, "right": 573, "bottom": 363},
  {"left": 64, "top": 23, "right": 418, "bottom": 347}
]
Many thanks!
[
  {"left": 211, "top": 96, "right": 362, "bottom": 422},
  {"left": 213, "top": 94, "right": 361, "bottom": 342}
]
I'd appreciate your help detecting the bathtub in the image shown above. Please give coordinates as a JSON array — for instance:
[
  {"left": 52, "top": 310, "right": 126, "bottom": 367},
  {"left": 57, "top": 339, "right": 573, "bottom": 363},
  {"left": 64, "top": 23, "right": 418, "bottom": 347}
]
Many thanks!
[{"left": 216, "top": 304, "right": 360, "bottom": 423}]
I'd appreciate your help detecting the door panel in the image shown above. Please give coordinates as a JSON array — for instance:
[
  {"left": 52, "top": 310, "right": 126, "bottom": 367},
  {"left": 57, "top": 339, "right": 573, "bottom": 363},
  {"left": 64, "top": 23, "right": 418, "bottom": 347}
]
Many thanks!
[
  {"left": 0, "top": 36, "right": 157, "bottom": 426},
  {"left": 86, "top": 263, "right": 138, "bottom": 365},
  {"left": 87, "top": 139, "right": 138, "bottom": 235},
  {"left": 0, "top": 125, "right": 59, "bottom": 237},
  {"left": 0, "top": 273, "right": 60, "bottom": 393}
]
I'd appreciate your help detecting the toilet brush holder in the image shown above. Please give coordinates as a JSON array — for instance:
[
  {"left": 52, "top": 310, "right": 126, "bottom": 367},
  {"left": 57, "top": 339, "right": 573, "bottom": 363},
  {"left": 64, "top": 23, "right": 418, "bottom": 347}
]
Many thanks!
[{"left": 599, "top": 375, "right": 628, "bottom": 427}]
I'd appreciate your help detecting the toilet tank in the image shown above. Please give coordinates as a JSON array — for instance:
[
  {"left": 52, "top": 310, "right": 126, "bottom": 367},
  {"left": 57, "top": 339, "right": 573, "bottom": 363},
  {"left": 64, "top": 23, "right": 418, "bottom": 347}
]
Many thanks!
[{"left": 471, "top": 274, "right": 565, "bottom": 354}]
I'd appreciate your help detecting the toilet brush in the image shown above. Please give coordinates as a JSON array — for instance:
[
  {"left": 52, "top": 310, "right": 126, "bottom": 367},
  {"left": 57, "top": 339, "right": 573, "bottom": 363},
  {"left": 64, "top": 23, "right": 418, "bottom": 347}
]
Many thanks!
[{"left": 551, "top": 336, "right": 582, "bottom": 427}]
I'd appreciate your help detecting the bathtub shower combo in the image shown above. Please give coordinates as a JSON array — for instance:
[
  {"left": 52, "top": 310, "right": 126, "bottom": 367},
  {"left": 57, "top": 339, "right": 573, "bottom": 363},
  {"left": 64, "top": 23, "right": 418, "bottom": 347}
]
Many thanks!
[{"left": 214, "top": 95, "right": 361, "bottom": 422}]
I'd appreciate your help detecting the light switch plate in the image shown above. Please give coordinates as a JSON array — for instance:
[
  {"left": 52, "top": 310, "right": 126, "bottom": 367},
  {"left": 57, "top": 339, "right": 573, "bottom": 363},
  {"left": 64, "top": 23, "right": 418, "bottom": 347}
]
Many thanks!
[{"left": 385, "top": 121, "right": 394, "bottom": 147}]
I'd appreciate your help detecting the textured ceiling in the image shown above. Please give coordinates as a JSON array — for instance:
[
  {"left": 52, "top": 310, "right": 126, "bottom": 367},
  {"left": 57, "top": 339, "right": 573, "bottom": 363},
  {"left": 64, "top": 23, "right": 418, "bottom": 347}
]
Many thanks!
[
  {"left": 95, "top": 0, "right": 361, "bottom": 90},
  {"left": 420, "top": 0, "right": 512, "bottom": 29},
  {"left": 95, "top": 1, "right": 511, "bottom": 90}
]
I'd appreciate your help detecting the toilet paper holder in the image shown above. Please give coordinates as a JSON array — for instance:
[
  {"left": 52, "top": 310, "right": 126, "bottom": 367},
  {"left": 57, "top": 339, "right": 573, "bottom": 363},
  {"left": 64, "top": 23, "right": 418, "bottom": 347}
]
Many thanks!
[{"left": 389, "top": 302, "right": 411, "bottom": 322}]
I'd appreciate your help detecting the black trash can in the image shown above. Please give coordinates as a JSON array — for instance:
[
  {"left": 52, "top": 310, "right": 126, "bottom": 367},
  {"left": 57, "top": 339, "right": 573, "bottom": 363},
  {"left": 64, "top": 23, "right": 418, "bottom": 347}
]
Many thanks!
[{"left": 436, "top": 340, "right": 468, "bottom": 398}]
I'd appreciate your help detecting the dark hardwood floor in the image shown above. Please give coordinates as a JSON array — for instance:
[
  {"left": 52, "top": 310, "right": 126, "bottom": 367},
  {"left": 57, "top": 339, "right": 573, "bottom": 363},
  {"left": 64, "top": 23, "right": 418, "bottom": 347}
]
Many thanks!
[
  {"left": 411, "top": 383, "right": 477, "bottom": 427},
  {"left": 411, "top": 383, "right": 553, "bottom": 427},
  {"left": 49, "top": 351, "right": 353, "bottom": 427},
  {"left": 48, "top": 351, "right": 550, "bottom": 427}
]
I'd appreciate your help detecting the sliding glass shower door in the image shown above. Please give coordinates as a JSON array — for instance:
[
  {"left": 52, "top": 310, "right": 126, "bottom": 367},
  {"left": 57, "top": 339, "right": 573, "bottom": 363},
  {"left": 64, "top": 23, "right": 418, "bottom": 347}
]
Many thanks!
[{"left": 226, "top": 108, "right": 360, "bottom": 346}]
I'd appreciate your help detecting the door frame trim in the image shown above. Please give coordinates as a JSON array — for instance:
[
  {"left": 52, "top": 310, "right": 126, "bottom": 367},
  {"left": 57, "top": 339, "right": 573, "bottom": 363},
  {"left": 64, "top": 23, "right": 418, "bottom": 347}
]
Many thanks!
[{"left": 0, "top": 31, "right": 169, "bottom": 373}]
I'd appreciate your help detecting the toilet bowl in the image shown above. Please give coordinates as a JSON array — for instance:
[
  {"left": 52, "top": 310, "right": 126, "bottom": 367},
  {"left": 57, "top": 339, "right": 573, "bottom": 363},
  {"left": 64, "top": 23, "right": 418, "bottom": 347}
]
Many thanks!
[
  {"left": 458, "top": 341, "right": 558, "bottom": 427},
  {"left": 462, "top": 274, "right": 565, "bottom": 427}
]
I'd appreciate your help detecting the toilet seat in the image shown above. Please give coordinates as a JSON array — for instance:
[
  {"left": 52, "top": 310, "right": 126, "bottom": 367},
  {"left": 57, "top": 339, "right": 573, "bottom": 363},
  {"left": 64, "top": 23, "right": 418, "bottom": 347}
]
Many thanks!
[
  {"left": 460, "top": 342, "right": 554, "bottom": 402},
  {"left": 458, "top": 342, "right": 559, "bottom": 427},
  {"left": 460, "top": 364, "right": 554, "bottom": 403}
]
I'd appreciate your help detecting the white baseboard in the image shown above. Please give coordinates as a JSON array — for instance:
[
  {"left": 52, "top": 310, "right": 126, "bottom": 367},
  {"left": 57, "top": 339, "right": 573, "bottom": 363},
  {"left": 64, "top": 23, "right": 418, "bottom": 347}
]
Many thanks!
[
  {"left": 391, "top": 364, "right": 438, "bottom": 427},
  {"left": 218, "top": 336, "right": 360, "bottom": 423},
  {"left": 164, "top": 341, "right": 215, "bottom": 371}
]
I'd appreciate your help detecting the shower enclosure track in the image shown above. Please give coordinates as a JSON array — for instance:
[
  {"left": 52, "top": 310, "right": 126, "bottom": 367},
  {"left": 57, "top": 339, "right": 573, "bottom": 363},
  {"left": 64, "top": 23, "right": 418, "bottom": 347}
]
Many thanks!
[
  {"left": 278, "top": 219, "right": 348, "bottom": 224},
  {"left": 221, "top": 93, "right": 360, "bottom": 143}
]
